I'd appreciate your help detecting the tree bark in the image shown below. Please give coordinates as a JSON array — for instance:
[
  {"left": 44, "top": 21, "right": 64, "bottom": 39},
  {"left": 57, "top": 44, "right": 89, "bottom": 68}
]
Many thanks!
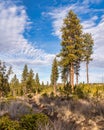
[{"left": 86, "top": 61, "right": 89, "bottom": 84}]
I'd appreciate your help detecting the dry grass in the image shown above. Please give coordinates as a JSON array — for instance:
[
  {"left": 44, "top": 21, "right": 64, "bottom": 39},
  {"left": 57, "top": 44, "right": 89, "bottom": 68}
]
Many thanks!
[
  {"left": 0, "top": 95, "right": 104, "bottom": 130},
  {"left": 35, "top": 95, "right": 104, "bottom": 130},
  {"left": 0, "top": 99, "right": 33, "bottom": 119}
]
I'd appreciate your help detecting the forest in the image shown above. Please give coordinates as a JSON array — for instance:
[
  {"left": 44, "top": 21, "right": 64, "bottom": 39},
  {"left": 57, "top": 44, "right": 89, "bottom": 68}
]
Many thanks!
[{"left": 0, "top": 10, "right": 104, "bottom": 130}]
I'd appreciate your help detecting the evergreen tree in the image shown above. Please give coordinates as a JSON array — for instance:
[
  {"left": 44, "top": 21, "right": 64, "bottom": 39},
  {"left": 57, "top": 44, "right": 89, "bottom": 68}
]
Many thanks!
[
  {"left": 35, "top": 73, "right": 40, "bottom": 94},
  {"left": 27, "top": 69, "right": 34, "bottom": 93},
  {"left": 21, "top": 64, "right": 28, "bottom": 94},
  {"left": 58, "top": 10, "right": 83, "bottom": 92},
  {"left": 0, "top": 61, "right": 12, "bottom": 97},
  {"left": 50, "top": 58, "right": 58, "bottom": 94},
  {"left": 22, "top": 64, "right": 28, "bottom": 81},
  {"left": 83, "top": 33, "right": 94, "bottom": 84},
  {"left": 10, "top": 74, "right": 19, "bottom": 96}
]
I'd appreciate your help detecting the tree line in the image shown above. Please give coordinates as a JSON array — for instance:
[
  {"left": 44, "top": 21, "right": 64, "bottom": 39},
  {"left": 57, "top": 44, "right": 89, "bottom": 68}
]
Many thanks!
[
  {"left": 50, "top": 10, "right": 94, "bottom": 93},
  {"left": 0, "top": 62, "right": 49, "bottom": 97}
]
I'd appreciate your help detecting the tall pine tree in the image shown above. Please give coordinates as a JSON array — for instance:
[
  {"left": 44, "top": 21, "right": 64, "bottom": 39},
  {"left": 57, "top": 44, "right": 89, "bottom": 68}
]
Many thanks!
[{"left": 59, "top": 10, "right": 83, "bottom": 92}]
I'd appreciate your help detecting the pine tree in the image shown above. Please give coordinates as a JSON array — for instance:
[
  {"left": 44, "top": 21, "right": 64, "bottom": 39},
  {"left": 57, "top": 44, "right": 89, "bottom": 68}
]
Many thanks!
[
  {"left": 27, "top": 69, "right": 34, "bottom": 93},
  {"left": 35, "top": 73, "right": 40, "bottom": 94},
  {"left": 22, "top": 64, "right": 28, "bottom": 81},
  {"left": 50, "top": 58, "right": 58, "bottom": 94},
  {"left": 21, "top": 64, "right": 28, "bottom": 94},
  {"left": 0, "top": 61, "right": 12, "bottom": 97},
  {"left": 10, "top": 74, "right": 19, "bottom": 96},
  {"left": 83, "top": 33, "right": 94, "bottom": 84},
  {"left": 58, "top": 10, "right": 83, "bottom": 92}
]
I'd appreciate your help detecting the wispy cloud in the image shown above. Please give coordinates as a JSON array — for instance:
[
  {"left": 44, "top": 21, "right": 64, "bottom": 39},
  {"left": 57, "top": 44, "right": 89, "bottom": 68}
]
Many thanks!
[
  {"left": 83, "top": 0, "right": 103, "bottom": 4},
  {"left": 0, "top": 1, "right": 55, "bottom": 66},
  {"left": 0, "top": 0, "right": 55, "bottom": 81},
  {"left": 47, "top": 1, "right": 104, "bottom": 38}
]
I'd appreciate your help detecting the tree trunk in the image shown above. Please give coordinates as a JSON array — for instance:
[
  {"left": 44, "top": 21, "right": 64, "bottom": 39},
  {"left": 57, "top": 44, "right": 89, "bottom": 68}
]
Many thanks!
[
  {"left": 70, "top": 63, "right": 74, "bottom": 92},
  {"left": 86, "top": 61, "right": 89, "bottom": 84}
]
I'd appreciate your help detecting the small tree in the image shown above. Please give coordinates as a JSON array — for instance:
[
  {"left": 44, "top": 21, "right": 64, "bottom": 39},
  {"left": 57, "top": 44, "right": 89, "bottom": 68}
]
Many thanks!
[
  {"left": 21, "top": 64, "right": 28, "bottom": 94},
  {"left": 51, "top": 58, "right": 58, "bottom": 95},
  {"left": 27, "top": 69, "right": 34, "bottom": 93},
  {"left": 35, "top": 73, "right": 40, "bottom": 94},
  {"left": 10, "top": 74, "right": 19, "bottom": 96},
  {"left": 0, "top": 61, "right": 12, "bottom": 97}
]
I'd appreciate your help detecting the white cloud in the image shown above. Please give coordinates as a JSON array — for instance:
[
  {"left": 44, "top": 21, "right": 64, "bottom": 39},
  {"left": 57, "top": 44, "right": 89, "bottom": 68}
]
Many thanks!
[
  {"left": 0, "top": 1, "right": 55, "bottom": 81},
  {"left": 82, "top": 17, "right": 104, "bottom": 66},
  {"left": 83, "top": 0, "right": 103, "bottom": 4},
  {"left": 47, "top": 1, "right": 104, "bottom": 38},
  {"left": 47, "top": 4, "right": 90, "bottom": 38},
  {"left": 0, "top": 1, "right": 55, "bottom": 66}
]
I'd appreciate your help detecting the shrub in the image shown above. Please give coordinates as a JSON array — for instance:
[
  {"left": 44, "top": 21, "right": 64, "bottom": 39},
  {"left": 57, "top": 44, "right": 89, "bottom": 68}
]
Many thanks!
[
  {"left": 20, "top": 113, "right": 49, "bottom": 130},
  {"left": 75, "top": 86, "right": 85, "bottom": 99},
  {"left": 0, "top": 116, "right": 20, "bottom": 130}
]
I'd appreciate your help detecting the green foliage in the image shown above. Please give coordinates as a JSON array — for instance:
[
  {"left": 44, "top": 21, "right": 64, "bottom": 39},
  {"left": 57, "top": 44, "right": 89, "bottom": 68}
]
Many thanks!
[
  {"left": 74, "top": 86, "right": 86, "bottom": 99},
  {"left": 20, "top": 113, "right": 49, "bottom": 130},
  {"left": 59, "top": 10, "right": 83, "bottom": 66},
  {"left": 83, "top": 33, "right": 94, "bottom": 62},
  {"left": 83, "top": 33, "right": 94, "bottom": 84},
  {"left": 21, "top": 64, "right": 28, "bottom": 94},
  {"left": 35, "top": 73, "right": 40, "bottom": 93},
  {"left": 22, "top": 64, "right": 28, "bottom": 82},
  {"left": 58, "top": 10, "right": 84, "bottom": 89},
  {"left": 0, "top": 113, "right": 49, "bottom": 130},
  {"left": 58, "top": 84, "right": 72, "bottom": 97},
  {"left": 74, "top": 84, "right": 104, "bottom": 99},
  {"left": 50, "top": 58, "right": 58, "bottom": 85},
  {"left": 41, "top": 86, "right": 53, "bottom": 95},
  {"left": 10, "top": 74, "right": 20, "bottom": 96},
  {"left": 0, "top": 116, "right": 20, "bottom": 130},
  {"left": 0, "top": 61, "right": 12, "bottom": 97},
  {"left": 27, "top": 69, "right": 35, "bottom": 93}
]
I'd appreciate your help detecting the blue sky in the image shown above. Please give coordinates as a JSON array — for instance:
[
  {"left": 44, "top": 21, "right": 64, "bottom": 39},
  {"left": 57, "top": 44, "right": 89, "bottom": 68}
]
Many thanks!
[{"left": 0, "top": 0, "right": 104, "bottom": 83}]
